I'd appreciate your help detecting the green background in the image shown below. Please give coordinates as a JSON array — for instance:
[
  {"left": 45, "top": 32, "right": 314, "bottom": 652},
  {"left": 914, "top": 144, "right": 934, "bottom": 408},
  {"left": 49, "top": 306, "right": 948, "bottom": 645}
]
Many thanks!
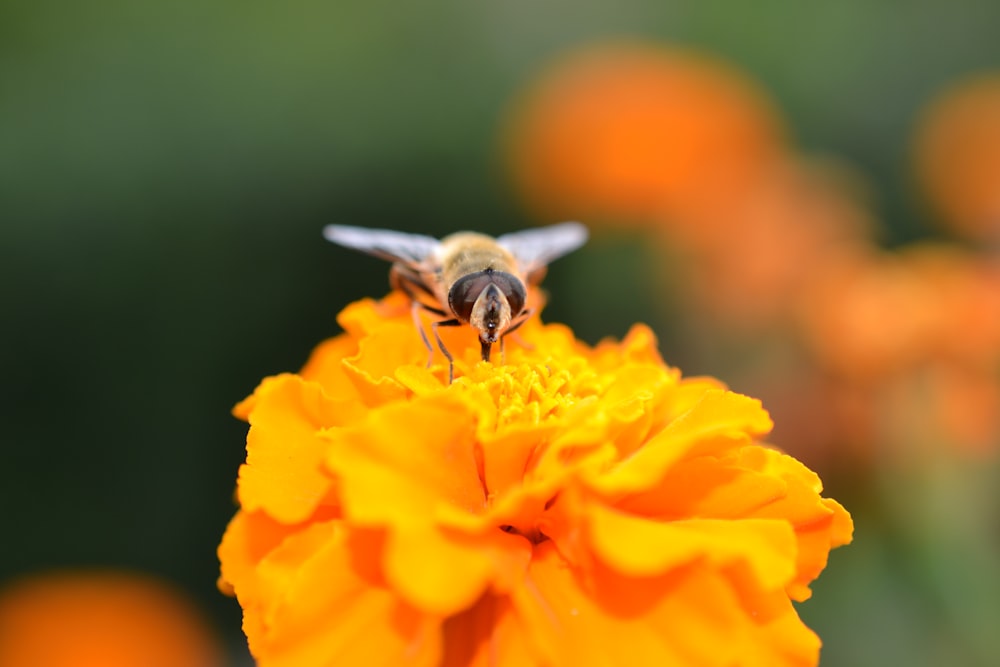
[{"left": 3, "top": 1, "right": 999, "bottom": 664}]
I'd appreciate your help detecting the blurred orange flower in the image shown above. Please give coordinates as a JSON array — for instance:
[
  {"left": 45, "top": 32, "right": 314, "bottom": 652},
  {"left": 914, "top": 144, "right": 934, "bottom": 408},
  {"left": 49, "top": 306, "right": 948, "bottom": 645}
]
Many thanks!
[
  {"left": 0, "top": 571, "right": 223, "bottom": 667},
  {"left": 218, "top": 293, "right": 852, "bottom": 666},
  {"left": 671, "top": 158, "right": 874, "bottom": 331},
  {"left": 797, "top": 245, "right": 1000, "bottom": 457},
  {"left": 913, "top": 73, "right": 1000, "bottom": 241},
  {"left": 505, "top": 42, "right": 787, "bottom": 228}
]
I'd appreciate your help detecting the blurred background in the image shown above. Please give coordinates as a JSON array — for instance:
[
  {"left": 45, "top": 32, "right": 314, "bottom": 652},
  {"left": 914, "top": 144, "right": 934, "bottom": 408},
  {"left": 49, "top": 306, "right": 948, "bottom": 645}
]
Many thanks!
[{"left": 3, "top": 1, "right": 999, "bottom": 665}]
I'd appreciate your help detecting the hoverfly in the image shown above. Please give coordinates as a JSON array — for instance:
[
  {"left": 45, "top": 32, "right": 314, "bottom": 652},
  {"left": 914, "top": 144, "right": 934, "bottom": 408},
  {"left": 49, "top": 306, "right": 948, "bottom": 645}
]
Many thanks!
[{"left": 323, "top": 222, "right": 588, "bottom": 382}]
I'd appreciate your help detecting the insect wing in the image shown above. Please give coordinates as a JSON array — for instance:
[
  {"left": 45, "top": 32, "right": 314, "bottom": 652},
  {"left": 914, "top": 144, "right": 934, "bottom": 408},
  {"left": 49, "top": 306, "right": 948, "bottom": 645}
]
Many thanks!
[
  {"left": 323, "top": 224, "right": 440, "bottom": 267},
  {"left": 496, "top": 222, "right": 588, "bottom": 276}
]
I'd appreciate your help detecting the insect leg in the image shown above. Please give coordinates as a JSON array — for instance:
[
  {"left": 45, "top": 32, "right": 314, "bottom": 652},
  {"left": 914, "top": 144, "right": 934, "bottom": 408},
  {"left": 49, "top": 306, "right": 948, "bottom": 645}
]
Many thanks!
[
  {"left": 390, "top": 264, "right": 441, "bottom": 306},
  {"left": 507, "top": 308, "right": 534, "bottom": 335},
  {"left": 409, "top": 301, "right": 435, "bottom": 366},
  {"left": 431, "top": 318, "right": 462, "bottom": 383},
  {"left": 391, "top": 266, "right": 449, "bottom": 367},
  {"left": 499, "top": 308, "right": 535, "bottom": 362}
]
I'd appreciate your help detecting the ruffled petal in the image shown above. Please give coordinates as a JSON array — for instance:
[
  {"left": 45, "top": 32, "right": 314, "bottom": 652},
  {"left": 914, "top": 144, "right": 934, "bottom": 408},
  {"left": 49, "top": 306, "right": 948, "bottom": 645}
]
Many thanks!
[
  {"left": 236, "top": 375, "right": 349, "bottom": 523},
  {"left": 582, "top": 503, "right": 797, "bottom": 591},
  {"left": 588, "top": 324, "right": 668, "bottom": 369},
  {"left": 583, "top": 388, "right": 774, "bottom": 497},
  {"left": 217, "top": 509, "right": 298, "bottom": 641},
  {"left": 511, "top": 542, "right": 820, "bottom": 667},
  {"left": 611, "top": 446, "right": 855, "bottom": 601},
  {"left": 728, "top": 448, "right": 855, "bottom": 600},
  {"left": 441, "top": 593, "right": 543, "bottom": 667},
  {"left": 324, "top": 396, "right": 486, "bottom": 524},
  {"left": 612, "top": 451, "right": 788, "bottom": 519},
  {"left": 383, "top": 526, "right": 532, "bottom": 615},
  {"left": 298, "top": 335, "right": 362, "bottom": 399},
  {"left": 242, "top": 519, "right": 442, "bottom": 667}
]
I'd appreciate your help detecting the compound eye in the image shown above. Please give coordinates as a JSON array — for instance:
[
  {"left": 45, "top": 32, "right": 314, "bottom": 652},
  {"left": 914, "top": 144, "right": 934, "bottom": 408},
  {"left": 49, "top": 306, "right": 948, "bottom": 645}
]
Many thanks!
[
  {"left": 448, "top": 271, "right": 528, "bottom": 322},
  {"left": 448, "top": 272, "right": 493, "bottom": 322},
  {"left": 490, "top": 272, "right": 526, "bottom": 315}
]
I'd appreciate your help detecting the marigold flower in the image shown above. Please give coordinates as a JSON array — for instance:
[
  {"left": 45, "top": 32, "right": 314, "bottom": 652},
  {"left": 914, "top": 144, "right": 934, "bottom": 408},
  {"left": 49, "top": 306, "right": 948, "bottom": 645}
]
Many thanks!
[
  {"left": 0, "top": 570, "right": 223, "bottom": 667},
  {"left": 799, "top": 245, "right": 1000, "bottom": 381},
  {"left": 912, "top": 73, "right": 1000, "bottom": 241},
  {"left": 667, "top": 158, "right": 874, "bottom": 331},
  {"left": 218, "top": 293, "right": 852, "bottom": 666},
  {"left": 504, "top": 41, "right": 787, "bottom": 228},
  {"left": 796, "top": 245, "right": 1000, "bottom": 458}
]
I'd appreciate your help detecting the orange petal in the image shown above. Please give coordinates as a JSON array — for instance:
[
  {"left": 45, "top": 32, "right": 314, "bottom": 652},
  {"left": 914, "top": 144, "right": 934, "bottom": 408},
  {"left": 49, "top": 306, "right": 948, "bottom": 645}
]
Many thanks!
[
  {"left": 584, "top": 504, "right": 797, "bottom": 591},
  {"left": 342, "top": 353, "right": 411, "bottom": 407},
  {"left": 586, "top": 389, "right": 773, "bottom": 496},
  {"left": 336, "top": 294, "right": 409, "bottom": 337},
  {"left": 783, "top": 498, "right": 854, "bottom": 601},
  {"left": 587, "top": 324, "right": 668, "bottom": 370},
  {"left": 731, "top": 449, "right": 854, "bottom": 599},
  {"left": 236, "top": 375, "right": 350, "bottom": 524},
  {"left": 332, "top": 294, "right": 428, "bottom": 403},
  {"left": 613, "top": 451, "right": 787, "bottom": 519},
  {"left": 734, "top": 448, "right": 826, "bottom": 522},
  {"left": 441, "top": 593, "right": 542, "bottom": 667},
  {"left": 439, "top": 454, "right": 583, "bottom": 546},
  {"left": 659, "top": 376, "right": 733, "bottom": 419},
  {"left": 383, "top": 525, "right": 531, "bottom": 616},
  {"left": 324, "top": 395, "right": 486, "bottom": 524},
  {"left": 347, "top": 319, "right": 426, "bottom": 381},
  {"left": 395, "top": 364, "right": 447, "bottom": 395},
  {"left": 478, "top": 421, "right": 562, "bottom": 502},
  {"left": 582, "top": 364, "right": 675, "bottom": 461},
  {"left": 298, "top": 334, "right": 362, "bottom": 399},
  {"left": 528, "top": 388, "right": 651, "bottom": 485},
  {"left": 612, "top": 446, "right": 853, "bottom": 601},
  {"left": 217, "top": 510, "right": 298, "bottom": 601},
  {"left": 511, "top": 542, "right": 819, "bottom": 667},
  {"left": 249, "top": 520, "right": 442, "bottom": 667}
]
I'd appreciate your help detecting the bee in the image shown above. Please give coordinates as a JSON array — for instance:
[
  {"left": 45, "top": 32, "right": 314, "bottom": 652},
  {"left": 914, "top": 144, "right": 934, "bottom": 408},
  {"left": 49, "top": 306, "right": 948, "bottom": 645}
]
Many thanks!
[{"left": 323, "top": 222, "right": 588, "bottom": 382}]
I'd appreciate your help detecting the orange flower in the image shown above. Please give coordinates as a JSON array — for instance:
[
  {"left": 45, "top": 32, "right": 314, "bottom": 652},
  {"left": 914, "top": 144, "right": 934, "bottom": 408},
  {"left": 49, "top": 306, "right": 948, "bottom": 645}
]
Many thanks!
[
  {"left": 218, "top": 293, "right": 852, "bottom": 666},
  {"left": 504, "top": 41, "right": 787, "bottom": 228},
  {"left": 668, "top": 158, "right": 874, "bottom": 331},
  {"left": 796, "top": 245, "right": 1000, "bottom": 457},
  {"left": 912, "top": 73, "right": 1000, "bottom": 241},
  {"left": 0, "top": 570, "right": 223, "bottom": 667},
  {"left": 799, "top": 245, "right": 1000, "bottom": 381}
]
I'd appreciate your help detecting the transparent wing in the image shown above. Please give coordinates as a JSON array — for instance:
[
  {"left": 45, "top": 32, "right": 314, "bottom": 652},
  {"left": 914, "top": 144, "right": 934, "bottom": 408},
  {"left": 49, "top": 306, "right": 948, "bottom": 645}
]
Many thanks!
[
  {"left": 323, "top": 225, "right": 440, "bottom": 267},
  {"left": 497, "top": 222, "right": 588, "bottom": 275}
]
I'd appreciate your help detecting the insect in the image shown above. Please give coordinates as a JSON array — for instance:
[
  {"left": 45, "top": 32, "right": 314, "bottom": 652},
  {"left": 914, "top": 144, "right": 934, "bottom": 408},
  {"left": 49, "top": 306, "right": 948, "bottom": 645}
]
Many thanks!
[{"left": 323, "top": 222, "right": 588, "bottom": 382}]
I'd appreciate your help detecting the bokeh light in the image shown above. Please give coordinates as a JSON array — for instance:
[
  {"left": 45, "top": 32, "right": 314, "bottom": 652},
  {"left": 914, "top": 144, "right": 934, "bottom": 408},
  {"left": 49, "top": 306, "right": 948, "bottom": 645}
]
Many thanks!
[
  {"left": 913, "top": 73, "right": 1000, "bottom": 241},
  {"left": 798, "top": 245, "right": 1000, "bottom": 459},
  {"left": 0, "top": 570, "right": 224, "bottom": 667},
  {"left": 670, "top": 157, "right": 874, "bottom": 331},
  {"left": 505, "top": 41, "right": 787, "bottom": 230}
]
